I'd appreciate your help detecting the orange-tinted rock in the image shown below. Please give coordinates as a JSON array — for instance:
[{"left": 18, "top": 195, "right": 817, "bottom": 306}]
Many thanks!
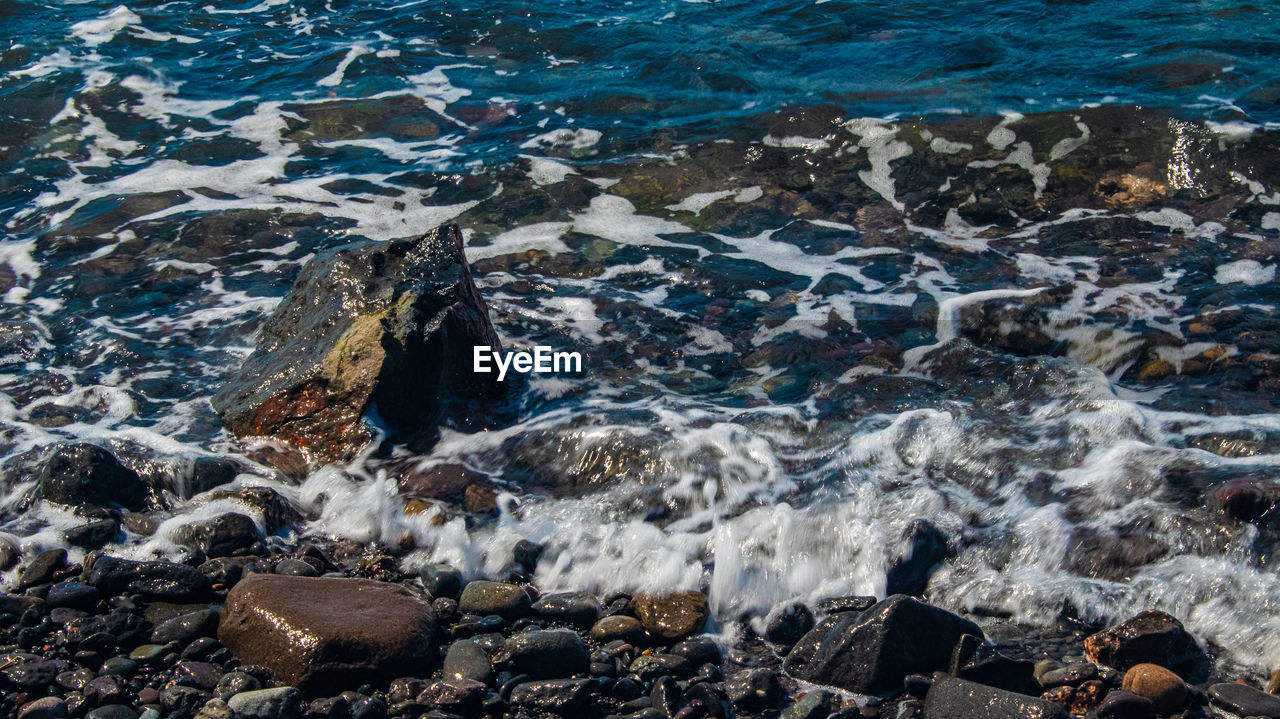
[
  {"left": 212, "top": 225, "right": 505, "bottom": 463},
  {"left": 1122, "top": 663, "right": 1188, "bottom": 714},
  {"left": 1070, "top": 680, "right": 1106, "bottom": 716},
  {"left": 1083, "top": 610, "right": 1206, "bottom": 680},
  {"left": 218, "top": 574, "right": 436, "bottom": 688},
  {"left": 633, "top": 591, "right": 709, "bottom": 641}
]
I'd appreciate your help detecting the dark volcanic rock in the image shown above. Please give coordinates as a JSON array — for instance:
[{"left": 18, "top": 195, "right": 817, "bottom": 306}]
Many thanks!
[
  {"left": 633, "top": 591, "right": 709, "bottom": 641},
  {"left": 19, "top": 548, "right": 67, "bottom": 589},
  {"left": 764, "top": 602, "right": 815, "bottom": 648},
  {"left": 493, "top": 628, "right": 590, "bottom": 679},
  {"left": 45, "top": 582, "right": 100, "bottom": 611},
  {"left": 948, "top": 633, "right": 1037, "bottom": 695},
  {"left": 1082, "top": 610, "right": 1208, "bottom": 681},
  {"left": 1094, "top": 690, "right": 1157, "bottom": 719},
  {"left": 886, "top": 519, "right": 950, "bottom": 597},
  {"left": 531, "top": 591, "right": 602, "bottom": 627},
  {"left": 458, "top": 580, "right": 530, "bottom": 618},
  {"left": 1207, "top": 682, "right": 1280, "bottom": 718},
  {"left": 508, "top": 678, "right": 593, "bottom": 713},
  {"left": 63, "top": 520, "right": 121, "bottom": 549},
  {"left": 172, "top": 513, "right": 261, "bottom": 557},
  {"left": 32, "top": 444, "right": 149, "bottom": 510},
  {"left": 217, "top": 574, "right": 436, "bottom": 687},
  {"left": 924, "top": 676, "right": 1068, "bottom": 719},
  {"left": 84, "top": 555, "right": 213, "bottom": 600},
  {"left": 783, "top": 594, "right": 982, "bottom": 694},
  {"left": 151, "top": 609, "right": 219, "bottom": 645},
  {"left": 211, "top": 224, "right": 506, "bottom": 463}
]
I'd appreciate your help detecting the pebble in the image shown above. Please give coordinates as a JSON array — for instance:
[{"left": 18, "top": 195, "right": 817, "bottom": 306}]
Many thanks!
[
  {"left": 458, "top": 581, "right": 531, "bottom": 619},
  {"left": 726, "top": 668, "right": 782, "bottom": 710},
  {"left": 1094, "top": 690, "right": 1156, "bottom": 719},
  {"left": 19, "top": 697, "right": 68, "bottom": 719},
  {"left": 494, "top": 628, "right": 590, "bottom": 679},
  {"left": 227, "top": 688, "right": 304, "bottom": 719},
  {"left": 532, "top": 591, "right": 603, "bottom": 627},
  {"left": 632, "top": 591, "right": 709, "bottom": 641},
  {"left": 590, "top": 615, "right": 646, "bottom": 643},
  {"left": 1208, "top": 682, "right": 1280, "bottom": 718},
  {"left": 152, "top": 609, "right": 219, "bottom": 645},
  {"left": 1120, "top": 663, "right": 1187, "bottom": 714},
  {"left": 100, "top": 657, "right": 138, "bottom": 677},
  {"left": 274, "top": 559, "right": 319, "bottom": 577},
  {"left": 443, "top": 640, "right": 494, "bottom": 685},
  {"left": 19, "top": 548, "right": 67, "bottom": 589},
  {"left": 85, "top": 707, "right": 139, "bottom": 719}
]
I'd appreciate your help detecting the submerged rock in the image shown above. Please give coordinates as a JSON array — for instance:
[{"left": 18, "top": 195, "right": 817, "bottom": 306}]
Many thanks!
[
  {"left": 217, "top": 574, "right": 436, "bottom": 687},
  {"left": 783, "top": 594, "right": 982, "bottom": 695},
  {"left": 212, "top": 224, "right": 506, "bottom": 463}
]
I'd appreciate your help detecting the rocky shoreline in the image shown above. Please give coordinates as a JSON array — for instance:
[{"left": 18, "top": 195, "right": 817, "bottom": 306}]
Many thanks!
[{"left": 2, "top": 539, "right": 1279, "bottom": 719}]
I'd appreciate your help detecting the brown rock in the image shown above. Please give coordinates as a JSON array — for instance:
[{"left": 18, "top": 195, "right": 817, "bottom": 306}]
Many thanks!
[
  {"left": 1070, "top": 680, "right": 1106, "bottom": 716},
  {"left": 212, "top": 225, "right": 505, "bottom": 463},
  {"left": 1083, "top": 610, "right": 1206, "bottom": 680},
  {"left": 1204, "top": 478, "right": 1280, "bottom": 522},
  {"left": 1042, "top": 685, "right": 1075, "bottom": 709},
  {"left": 1136, "top": 358, "right": 1175, "bottom": 382},
  {"left": 633, "top": 591, "right": 709, "bottom": 641},
  {"left": 218, "top": 574, "right": 436, "bottom": 687},
  {"left": 1122, "top": 663, "right": 1188, "bottom": 714},
  {"left": 1268, "top": 668, "right": 1280, "bottom": 695}
]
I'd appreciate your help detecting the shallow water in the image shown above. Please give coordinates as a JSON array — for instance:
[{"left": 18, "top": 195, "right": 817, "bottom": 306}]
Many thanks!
[{"left": 2, "top": 0, "right": 1279, "bottom": 679}]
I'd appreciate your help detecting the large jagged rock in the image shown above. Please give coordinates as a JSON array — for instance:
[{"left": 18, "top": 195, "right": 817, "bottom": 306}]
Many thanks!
[
  {"left": 783, "top": 594, "right": 982, "bottom": 694},
  {"left": 212, "top": 224, "right": 505, "bottom": 463},
  {"left": 218, "top": 574, "right": 437, "bottom": 688},
  {"left": 1083, "top": 610, "right": 1208, "bottom": 681}
]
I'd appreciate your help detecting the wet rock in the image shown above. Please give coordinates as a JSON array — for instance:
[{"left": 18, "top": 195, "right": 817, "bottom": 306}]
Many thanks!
[
  {"left": 532, "top": 591, "right": 603, "bottom": 627},
  {"left": 814, "top": 595, "right": 877, "bottom": 614},
  {"left": 31, "top": 444, "right": 150, "bottom": 510},
  {"left": 948, "top": 634, "right": 1037, "bottom": 695},
  {"left": 18, "top": 697, "right": 68, "bottom": 719},
  {"left": 46, "top": 582, "right": 100, "bottom": 611},
  {"left": 1204, "top": 478, "right": 1280, "bottom": 522},
  {"left": 1119, "top": 664, "right": 1184, "bottom": 714},
  {"left": 211, "top": 225, "right": 506, "bottom": 463},
  {"left": 781, "top": 690, "right": 835, "bottom": 719},
  {"left": 1082, "top": 610, "right": 1207, "bottom": 680},
  {"left": 924, "top": 676, "right": 1069, "bottom": 719},
  {"left": 590, "top": 615, "right": 646, "bottom": 643},
  {"left": 152, "top": 609, "right": 220, "bottom": 645},
  {"left": 1070, "top": 679, "right": 1107, "bottom": 715},
  {"left": 19, "top": 548, "right": 67, "bottom": 589},
  {"left": 458, "top": 580, "right": 530, "bottom": 618},
  {"left": 443, "top": 641, "right": 494, "bottom": 684},
  {"left": 84, "top": 707, "right": 138, "bottom": 719},
  {"left": 274, "top": 559, "right": 318, "bottom": 577},
  {"left": 65, "top": 611, "right": 150, "bottom": 648},
  {"left": 508, "top": 678, "right": 593, "bottom": 713},
  {"left": 886, "top": 519, "right": 950, "bottom": 597},
  {"left": 784, "top": 594, "right": 982, "bottom": 695},
  {"left": 670, "top": 636, "right": 722, "bottom": 667},
  {"left": 1094, "top": 690, "right": 1156, "bottom": 719},
  {"left": 84, "top": 555, "right": 213, "bottom": 601},
  {"left": 1037, "top": 661, "right": 1096, "bottom": 689},
  {"left": 172, "top": 513, "right": 261, "bottom": 558},
  {"left": 1207, "top": 682, "right": 1280, "bottom": 718},
  {"left": 0, "top": 533, "right": 19, "bottom": 570},
  {"left": 1269, "top": 669, "right": 1280, "bottom": 695},
  {"left": 422, "top": 564, "right": 462, "bottom": 599},
  {"left": 630, "top": 653, "right": 692, "bottom": 682},
  {"left": 226, "top": 687, "right": 304, "bottom": 719},
  {"left": 218, "top": 574, "right": 436, "bottom": 687},
  {"left": 726, "top": 668, "right": 782, "bottom": 710},
  {"left": 121, "top": 513, "right": 159, "bottom": 536},
  {"left": 418, "top": 678, "right": 486, "bottom": 714},
  {"left": 63, "top": 520, "right": 121, "bottom": 549},
  {"left": 493, "top": 628, "right": 590, "bottom": 679},
  {"left": 633, "top": 591, "right": 709, "bottom": 641},
  {"left": 215, "top": 671, "right": 261, "bottom": 700},
  {"left": 764, "top": 602, "right": 815, "bottom": 647}
]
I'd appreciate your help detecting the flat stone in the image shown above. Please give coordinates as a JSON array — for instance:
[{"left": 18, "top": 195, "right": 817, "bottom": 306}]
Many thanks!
[
  {"left": 218, "top": 574, "right": 436, "bottom": 688},
  {"left": 152, "top": 609, "right": 220, "bottom": 645},
  {"left": 46, "top": 582, "right": 101, "bottom": 611},
  {"left": 1208, "top": 682, "right": 1280, "bottom": 718},
  {"left": 226, "top": 688, "right": 303, "bottom": 719},
  {"left": 924, "top": 675, "right": 1068, "bottom": 719},
  {"left": 457, "top": 581, "right": 530, "bottom": 619},
  {"left": 18, "top": 548, "right": 66, "bottom": 589},
  {"left": 84, "top": 555, "right": 212, "bottom": 601},
  {"left": 590, "top": 615, "right": 645, "bottom": 643},
  {"left": 493, "top": 628, "right": 589, "bottom": 679},
  {"left": 784, "top": 594, "right": 982, "bottom": 695},
  {"left": 532, "top": 591, "right": 602, "bottom": 627},
  {"left": 509, "top": 678, "right": 593, "bottom": 713},
  {"left": 633, "top": 591, "right": 709, "bottom": 641}
]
